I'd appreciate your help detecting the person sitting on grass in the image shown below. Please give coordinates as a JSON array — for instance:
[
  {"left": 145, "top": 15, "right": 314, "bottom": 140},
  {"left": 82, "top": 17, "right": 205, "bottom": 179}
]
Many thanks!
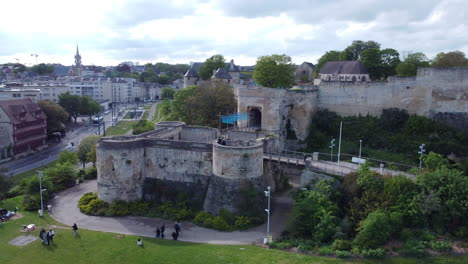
[{"left": 137, "top": 238, "right": 143, "bottom": 247}]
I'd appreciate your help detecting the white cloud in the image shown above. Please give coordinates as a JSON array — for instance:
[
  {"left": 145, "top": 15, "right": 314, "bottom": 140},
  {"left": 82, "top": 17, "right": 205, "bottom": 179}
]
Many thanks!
[{"left": 0, "top": 0, "right": 466, "bottom": 66}]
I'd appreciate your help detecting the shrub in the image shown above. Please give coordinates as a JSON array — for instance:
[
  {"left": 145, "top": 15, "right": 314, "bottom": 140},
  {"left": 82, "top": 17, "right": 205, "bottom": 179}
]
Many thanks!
[
  {"left": 318, "top": 246, "right": 334, "bottom": 256},
  {"left": 361, "top": 248, "right": 385, "bottom": 258},
  {"left": 454, "top": 226, "right": 468, "bottom": 239},
  {"left": 354, "top": 210, "right": 392, "bottom": 249},
  {"left": 234, "top": 216, "right": 251, "bottom": 230},
  {"left": 80, "top": 198, "right": 108, "bottom": 215},
  {"left": 23, "top": 194, "right": 41, "bottom": 211},
  {"left": 297, "top": 242, "right": 314, "bottom": 253},
  {"left": 335, "top": 250, "right": 351, "bottom": 258},
  {"left": 203, "top": 217, "right": 214, "bottom": 228},
  {"left": 194, "top": 211, "right": 212, "bottom": 224},
  {"left": 218, "top": 208, "right": 235, "bottom": 225},
  {"left": 429, "top": 240, "right": 451, "bottom": 252},
  {"left": 399, "top": 240, "right": 427, "bottom": 258},
  {"left": 176, "top": 207, "right": 193, "bottom": 220},
  {"left": 332, "top": 239, "right": 352, "bottom": 251},
  {"left": 84, "top": 167, "right": 97, "bottom": 179},
  {"left": 128, "top": 201, "right": 149, "bottom": 216},
  {"left": 107, "top": 200, "right": 129, "bottom": 216},
  {"left": 212, "top": 216, "right": 230, "bottom": 231},
  {"left": 79, "top": 192, "right": 98, "bottom": 206},
  {"left": 420, "top": 230, "right": 436, "bottom": 242}
]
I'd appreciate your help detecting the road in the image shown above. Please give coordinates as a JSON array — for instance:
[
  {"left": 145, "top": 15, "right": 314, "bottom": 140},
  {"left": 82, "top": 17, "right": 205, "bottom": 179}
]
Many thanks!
[{"left": 0, "top": 113, "right": 113, "bottom": 177}]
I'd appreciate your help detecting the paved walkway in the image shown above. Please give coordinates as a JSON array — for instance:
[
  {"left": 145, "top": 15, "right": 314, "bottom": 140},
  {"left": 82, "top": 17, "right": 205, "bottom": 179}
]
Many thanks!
[
  {"left": 146, "top": 103, "right": 157, "bottom": 121},
  {"left": 49, "top": 180, "right": 293, "bottom": 245}
]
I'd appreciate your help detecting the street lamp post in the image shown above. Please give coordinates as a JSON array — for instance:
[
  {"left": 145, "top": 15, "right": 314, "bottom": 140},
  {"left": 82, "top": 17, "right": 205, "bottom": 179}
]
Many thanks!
[
  {"left": 359, "top": 139, "right": 362, "bottom": 159},
  {"left": 264, "top": 186, "right": 271, "bottom": 244},
  {"left": 337, "top": 121, "right": 343, "bottom": 166},
  {"left": 38, "top": 171, "right": 44, "bottom": 217},
  {"left": 418, "top": 144, "right": 426, "bottom": 169},
  {"left": 329, "top": 139, "right": 335, "bottom": 161}
]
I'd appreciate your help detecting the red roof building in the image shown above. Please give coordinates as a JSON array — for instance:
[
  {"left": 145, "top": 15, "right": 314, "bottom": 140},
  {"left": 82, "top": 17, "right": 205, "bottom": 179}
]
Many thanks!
[{"left": 0, "top": 98, "right": 47, "bottom": 158}]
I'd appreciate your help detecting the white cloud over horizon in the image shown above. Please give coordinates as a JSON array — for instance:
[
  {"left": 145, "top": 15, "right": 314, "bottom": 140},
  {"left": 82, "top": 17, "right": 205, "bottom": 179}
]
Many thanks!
[{"left": 0, "top": 0, "right": 466, "bottom": 66}]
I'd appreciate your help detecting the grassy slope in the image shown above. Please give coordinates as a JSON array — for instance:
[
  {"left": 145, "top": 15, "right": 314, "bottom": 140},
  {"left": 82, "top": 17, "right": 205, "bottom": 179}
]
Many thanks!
[
  {"left": 105, "top": 121, "right": 137, "bottom": 136},
  {"left": 1, "top": 196, "right": 466, "bottom": 264},
  {"left": 142, "top": 110, "right": 149, "bottom": 120},
  {"left": 153, "top": 103, "right": 167, "bottom": 123},
  {"left": 10, "top": 160, "right": 58, "bottom": 184}
]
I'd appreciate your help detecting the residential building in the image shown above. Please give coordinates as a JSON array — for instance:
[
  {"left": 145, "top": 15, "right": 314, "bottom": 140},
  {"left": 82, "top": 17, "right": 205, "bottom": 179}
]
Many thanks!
[
  {"left": 318, "top": 61, "right": 370, "bottom": 82},
  {"left": 0, "top": 98, "right": 47, "bottom": 159}
]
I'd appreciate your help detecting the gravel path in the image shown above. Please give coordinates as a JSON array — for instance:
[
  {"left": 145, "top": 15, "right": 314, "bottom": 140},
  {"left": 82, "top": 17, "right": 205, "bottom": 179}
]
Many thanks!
[{"left": 49, "top": 180, "right": 293, "bottom": 245}]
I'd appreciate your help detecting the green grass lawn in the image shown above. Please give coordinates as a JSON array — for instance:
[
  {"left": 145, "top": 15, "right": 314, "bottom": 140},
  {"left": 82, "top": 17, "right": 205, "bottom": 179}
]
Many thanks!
[
  {"left": 142, "top": 110, "right": 149, "bottom": 120},
  {"left": 143, "top": 105, "right": 151, "bottom": 110},
  {"left": 10, "top": 160, "right": 58, "bottom": 184},
  {"left": 123, "top": 111, "right": 133, "bottom": 119},
  {"left": 1, "top": 196, "right": 466, "bottom": 264},
  {"left": 105, "top": 121, "right": 137, "bottom": 136},
  {"left": 153, "top": 103, "right": 167, "bottom": 123}
]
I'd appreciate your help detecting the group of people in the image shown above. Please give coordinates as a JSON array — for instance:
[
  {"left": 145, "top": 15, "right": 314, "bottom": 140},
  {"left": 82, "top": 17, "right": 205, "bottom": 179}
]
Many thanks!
[
  {"left": 39, "top": 229, "right": 55, "bottom": 245},
  {"left": 155, "top": 221, "right": 181, "bottom": 241}
]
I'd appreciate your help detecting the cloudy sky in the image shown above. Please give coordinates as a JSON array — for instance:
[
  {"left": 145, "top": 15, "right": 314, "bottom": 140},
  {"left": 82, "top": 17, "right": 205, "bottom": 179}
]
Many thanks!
[{"left": 0, "top": 0, "right": 466, "bottom": 66}]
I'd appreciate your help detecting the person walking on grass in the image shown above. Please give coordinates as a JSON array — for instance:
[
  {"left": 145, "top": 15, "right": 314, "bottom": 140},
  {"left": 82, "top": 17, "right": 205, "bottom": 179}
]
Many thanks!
[
  {"left": 174, "top": 222, "right": 181, "bottom": 236},
  {"left": 72, "top": 223, "right": 78, "bottom": 236},
  {"left": 160, "top": 223, "right": 165, "bottom": 239},
  {"left": 46, "top": 231, "right": 51, "bottom": 245},
  {"left": 49, "top": 229, "right": 55, "bottom": 244},
  {"left": 156, "top": 227, "right": 161, "bottom": 238}
]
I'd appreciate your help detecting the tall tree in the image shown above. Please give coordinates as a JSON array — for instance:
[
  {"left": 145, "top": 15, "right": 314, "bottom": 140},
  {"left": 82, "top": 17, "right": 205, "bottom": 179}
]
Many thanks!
[
  {"left": 38, "top": 100, "right": 68, "bottom": 135},
  {"left": 80, "top": 96, "right": 101, "bottom": 118},
  {"left": 431, "top": 51, "right": 468, "bottom": 67},
  {"left": 314, "top": 51, "right": 342, "bottom": 77},
  {"left": 341, "top": 40, "right": 381, "bottom": 60},
  {"left": 396, "top": 52, "right": 430, "bottom": 76},
  {"left": 0, "top": 169, "right": 11, "bottom": 204},
  {"left": 198, "top": 55, "right": 226, "bottom": 80},
  {"left": 161, "top": 87, "right": 175, "bottom": 100},
  {"left": 360, "top": 48, "right": 382, "bottom": 80},
  {"left": 77, "top": 135, "right": 101, "bottom": 168},
  {"left": 380, "top": 48, "right": 400, "bottom": 78},
  {"left": 170, "top": 86, "right": 197, "bottom": 124},
  {"left": 253, "top": 54, "right": 295, "bottom": 88},
  {"left": 58, "top": 92, "right": 82, "bottom": 123},
  {"left": 29, "top": 63, "right": 54, "bottom": 75},
  {"left": 188, "top": 81, "right": 237, "bottom": 127}
]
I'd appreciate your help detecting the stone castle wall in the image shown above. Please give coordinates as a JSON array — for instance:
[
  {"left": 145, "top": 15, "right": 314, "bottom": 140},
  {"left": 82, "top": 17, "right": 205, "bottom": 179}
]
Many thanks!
[{"left": 317, "top": 67, "right": 468, "bottom": 132}]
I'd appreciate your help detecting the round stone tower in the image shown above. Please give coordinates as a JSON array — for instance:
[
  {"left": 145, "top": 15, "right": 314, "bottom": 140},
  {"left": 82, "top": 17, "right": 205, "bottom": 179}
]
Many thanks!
[{"left": 204, "top": 139, "right": 265, "bottom": 214}]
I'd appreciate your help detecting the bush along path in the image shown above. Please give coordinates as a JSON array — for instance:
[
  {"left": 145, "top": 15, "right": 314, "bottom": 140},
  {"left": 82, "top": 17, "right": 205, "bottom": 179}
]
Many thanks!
[{"left": 49, "top": 179, "right": 293, "bottom": 245}]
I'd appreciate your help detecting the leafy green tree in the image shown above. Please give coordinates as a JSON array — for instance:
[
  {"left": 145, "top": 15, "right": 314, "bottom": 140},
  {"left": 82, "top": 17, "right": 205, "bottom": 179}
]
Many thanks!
[
  {"left": 161, "top": 87, "right": 175, "bottom": 100},
  {"left": 396, "top": 52, "right": 430, "bottom": 76},
  {"left": 253, "top": 54, "right": 295, "bottom": 88},
  {"left": 77, "top": 135, "right": 101, "bottom": 168},
  {"left": 198, "top": 55, "right": 226, "bottom": 80},
  {"left": 57, "top": 150, "right": 78, "bottom": 165},
  {"left": 58, "top": 92, "right": 82, "bottom": 123},
  {"left": 354, "top": 210, "right": 394, "bottom": 249},
  {"left": 44, "top": 162, "right": 77, "bottom": 192},
  {"left": 170, "top": 86, "right": 197, "bottom": 123},
  {"left": 289, "top": 180, "right": 340, "bottom": 243},
  {"left": 431, "top": 51, "right": 468, "bottom": 67},
  {"left": 38, "top": 100, "right": 68, "bottom": 135},
  {"left": 80, "top": 96, "right": 101, "bottom": 118},
  {"left": 0, "top": 169, "right": 11, "bottom": 204},
  {"left": 341, "top": 40, "right": 381, "bottom": 60},
  {"left": 423, "top": 152, "right": 449, "bottom": 171},
  {"left": 404, "top": 114, "right": 432, "bottom": 135},
  {"left": 360, "top": 48, "right": 382, "bottom": 80},
  {"left": 380, "top": 48, "right": 400, "bottom": 78},
  {"left": 314, "top": 50, "right": 342, "bottom": 77},
  {"left": 188, "top": 81, "right": 237, "bottom": 127},
  {"left": 415, "top": 165, "right": 468, "bottom": 229}
]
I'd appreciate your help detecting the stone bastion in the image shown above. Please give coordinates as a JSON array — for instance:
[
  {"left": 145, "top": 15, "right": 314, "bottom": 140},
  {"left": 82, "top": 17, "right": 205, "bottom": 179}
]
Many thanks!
[{"left": 96, "top": 121, "right": 267, "bottom": 214}]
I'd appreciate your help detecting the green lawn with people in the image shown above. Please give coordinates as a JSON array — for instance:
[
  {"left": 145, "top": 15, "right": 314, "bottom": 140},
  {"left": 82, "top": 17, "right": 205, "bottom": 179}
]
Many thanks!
[
  {"left": 105, "top": 121, "right": 137, "bottom": 136},
  {"left": 1, "top": 196, "right": 466, "bottom": 264}
]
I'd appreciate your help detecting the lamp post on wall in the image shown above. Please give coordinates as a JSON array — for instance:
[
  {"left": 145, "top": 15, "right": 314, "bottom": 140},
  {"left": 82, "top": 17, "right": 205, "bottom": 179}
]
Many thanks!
[
  {"left": 329, "top": 138, "right": 335, "bottom": 161},
  {"left": 337, "top": 121, "right": 343, "bottom": 166},
  {"left": 264, "top": 186, "right": 271, "bottom": 244},
  {"left": 418, "top": 144, "right": 426, "bottom": 169},
  {"left": 359, "top": 139, "right": 362, "bottom": 159},
  {"left": 38, "top": 171, "right": 45, "bottom": 217}
]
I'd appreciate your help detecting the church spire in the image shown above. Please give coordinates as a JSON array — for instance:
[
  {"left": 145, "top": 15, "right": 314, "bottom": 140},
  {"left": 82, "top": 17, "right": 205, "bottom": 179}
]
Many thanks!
[{"left": 75, "top": 45, "right": 82, "bottom": 67}]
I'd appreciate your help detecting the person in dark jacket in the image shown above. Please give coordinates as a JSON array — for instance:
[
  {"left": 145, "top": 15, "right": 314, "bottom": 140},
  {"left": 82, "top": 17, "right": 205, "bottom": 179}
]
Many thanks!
[
  {"left": 160, "top": 224, "right": 165, "bottom": 239},
  {"left": 155, "top": 227, "right": 161, "bottom": 238},
  {"left": 72, "top": 223, "right": 78, "bottom": 236}
]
